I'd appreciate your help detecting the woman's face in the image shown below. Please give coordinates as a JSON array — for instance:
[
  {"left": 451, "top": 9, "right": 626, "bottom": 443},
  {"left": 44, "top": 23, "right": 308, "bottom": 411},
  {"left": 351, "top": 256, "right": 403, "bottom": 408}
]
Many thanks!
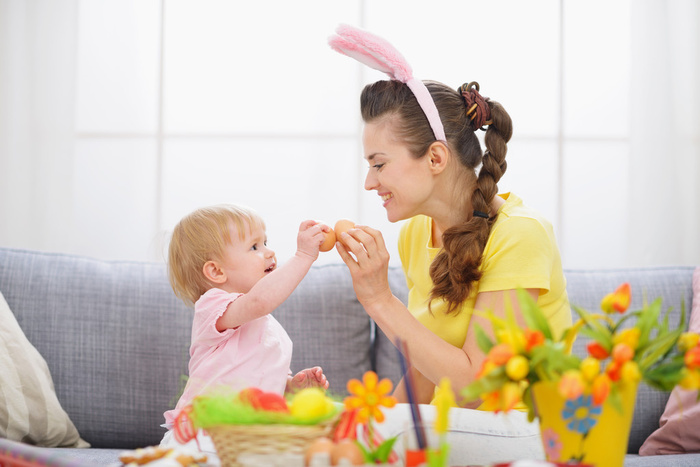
[{"left": 362, "top": 119, "right": 435, "bottom": 223}]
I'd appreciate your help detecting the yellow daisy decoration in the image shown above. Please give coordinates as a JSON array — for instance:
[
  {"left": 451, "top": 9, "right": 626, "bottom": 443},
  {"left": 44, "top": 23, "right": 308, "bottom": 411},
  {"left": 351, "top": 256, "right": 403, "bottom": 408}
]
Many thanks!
[{"left": 345, "top": 371, "right": 397, "bottom": 423}]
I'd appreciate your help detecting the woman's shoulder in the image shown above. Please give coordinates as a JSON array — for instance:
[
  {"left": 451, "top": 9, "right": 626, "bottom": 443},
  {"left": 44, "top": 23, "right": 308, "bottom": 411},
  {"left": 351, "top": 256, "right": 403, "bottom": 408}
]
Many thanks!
[{"left": 496, "top": 193, "right": 554, "bottom": 233}]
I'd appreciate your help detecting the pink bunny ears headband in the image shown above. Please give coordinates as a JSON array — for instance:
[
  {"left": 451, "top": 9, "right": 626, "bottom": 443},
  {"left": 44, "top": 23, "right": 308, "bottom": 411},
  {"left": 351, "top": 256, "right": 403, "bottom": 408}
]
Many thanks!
[{"left": 328, "top": 24, "right": 447, "bottom": 143}]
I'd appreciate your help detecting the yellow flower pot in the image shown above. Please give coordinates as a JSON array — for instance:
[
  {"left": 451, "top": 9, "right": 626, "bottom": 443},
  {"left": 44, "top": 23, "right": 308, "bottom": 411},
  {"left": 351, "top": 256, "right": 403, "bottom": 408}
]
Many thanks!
[{"left": 532, "top": 381, "right": 638, "bottom": 467}]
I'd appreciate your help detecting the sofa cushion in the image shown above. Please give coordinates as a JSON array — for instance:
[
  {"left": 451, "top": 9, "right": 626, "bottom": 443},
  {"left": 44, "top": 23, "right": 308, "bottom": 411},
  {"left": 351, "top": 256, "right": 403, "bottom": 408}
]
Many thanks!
[
  {"left": 273, "top": 263, "right": 374, "bottom": 398},
  {"left": 0, "top": 247, "right": 192, "bottom": 449},
  {"left": 564, "top": 266, "right": 695, "bottom": 454},
  {"left": 0, "top": 289, "right": 88, "bottom": 448},
  {"left": 638, "top": 266, "right": 700, "bottom": 455}
]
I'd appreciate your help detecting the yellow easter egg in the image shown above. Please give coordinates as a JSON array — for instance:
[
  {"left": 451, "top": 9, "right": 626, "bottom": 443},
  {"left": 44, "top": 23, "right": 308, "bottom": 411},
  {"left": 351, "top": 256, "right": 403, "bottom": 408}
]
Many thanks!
[{"left": 290, "top": 388, "right": 333, "bottom": 421}]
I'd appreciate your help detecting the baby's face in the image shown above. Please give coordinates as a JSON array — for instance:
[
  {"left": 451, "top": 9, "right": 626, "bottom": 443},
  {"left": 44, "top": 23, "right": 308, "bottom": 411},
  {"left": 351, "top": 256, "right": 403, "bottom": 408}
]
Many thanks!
[{"left": 217, "top": 222, "right": 277, "bottom": 294}]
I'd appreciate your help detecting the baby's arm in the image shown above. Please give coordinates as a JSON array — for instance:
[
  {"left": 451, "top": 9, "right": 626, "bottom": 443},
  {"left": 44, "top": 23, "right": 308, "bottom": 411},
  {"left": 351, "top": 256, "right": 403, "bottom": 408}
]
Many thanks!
[
  {"left": 286, "top": 366, "right": 329, "bottom": 392},
  {"left": 219, "top": 220, "right": 329, "bottom": 328}
]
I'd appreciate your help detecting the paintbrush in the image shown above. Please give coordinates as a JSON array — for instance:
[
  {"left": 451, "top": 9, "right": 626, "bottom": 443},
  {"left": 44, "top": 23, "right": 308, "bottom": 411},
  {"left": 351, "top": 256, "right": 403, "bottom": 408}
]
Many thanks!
[{"left": 396, "top": 338, "right": 427, "bottom": 450}]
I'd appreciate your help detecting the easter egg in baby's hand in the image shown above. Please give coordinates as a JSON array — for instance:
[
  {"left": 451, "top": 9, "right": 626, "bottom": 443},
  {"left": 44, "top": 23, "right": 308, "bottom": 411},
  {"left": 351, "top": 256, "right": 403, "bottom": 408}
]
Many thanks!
[
  {"left": 333, "top": 219, "right": 356, "bottom": 247},
  {"left": 318, "top": 223, "right": 336, "bottom": 252}
]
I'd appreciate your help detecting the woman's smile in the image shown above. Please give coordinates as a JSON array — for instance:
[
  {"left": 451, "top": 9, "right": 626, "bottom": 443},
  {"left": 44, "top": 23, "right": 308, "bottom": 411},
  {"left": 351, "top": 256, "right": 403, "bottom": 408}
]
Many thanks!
[{"left": 380, "top": 192, "right": 394, "bottom": 206}]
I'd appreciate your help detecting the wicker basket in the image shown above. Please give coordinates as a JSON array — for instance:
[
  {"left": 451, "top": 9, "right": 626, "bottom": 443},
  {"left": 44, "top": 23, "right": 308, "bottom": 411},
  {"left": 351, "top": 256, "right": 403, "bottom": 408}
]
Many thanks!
[{"left": 206, "top": 421, "right": 335, "bottom": 467}]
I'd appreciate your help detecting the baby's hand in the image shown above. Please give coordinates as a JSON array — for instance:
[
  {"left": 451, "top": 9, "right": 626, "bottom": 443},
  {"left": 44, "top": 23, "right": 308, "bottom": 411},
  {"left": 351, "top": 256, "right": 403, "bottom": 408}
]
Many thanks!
[
  {"left": 295, "top": 220, "right": 329, "bottom": 260},
  {"left": 287, "top": 366, "right": 329, "bottom": 392}
]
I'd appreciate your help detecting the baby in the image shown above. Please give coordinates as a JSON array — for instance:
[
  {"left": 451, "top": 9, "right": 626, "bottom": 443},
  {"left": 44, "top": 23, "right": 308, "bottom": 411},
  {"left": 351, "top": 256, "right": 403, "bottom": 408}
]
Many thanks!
[{"left": 163, "top": 204, "right": 330, "bottom": 431}]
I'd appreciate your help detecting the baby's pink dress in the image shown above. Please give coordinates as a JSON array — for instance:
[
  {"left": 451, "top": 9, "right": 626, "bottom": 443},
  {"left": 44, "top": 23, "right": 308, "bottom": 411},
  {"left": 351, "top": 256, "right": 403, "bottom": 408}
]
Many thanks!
[{"left": 163, "top": 288, "right": 292, "bottom": 426}]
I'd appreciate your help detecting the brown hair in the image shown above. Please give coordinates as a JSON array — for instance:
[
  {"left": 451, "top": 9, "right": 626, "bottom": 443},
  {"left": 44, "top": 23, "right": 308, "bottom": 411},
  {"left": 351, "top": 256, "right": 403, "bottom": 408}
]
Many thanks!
[
  {"left": 360, "top": 80, "right": 513, "bottom": 313},
  {"left": 167, "top": 204, "right": 265, "bottom": 307}
]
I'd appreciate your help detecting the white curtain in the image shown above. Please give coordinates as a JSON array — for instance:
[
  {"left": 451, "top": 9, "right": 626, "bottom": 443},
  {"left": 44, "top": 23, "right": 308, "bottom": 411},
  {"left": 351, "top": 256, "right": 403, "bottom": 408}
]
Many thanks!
[
  {"left": 0, "top": 0, "right": 78, "bottom": 253},
  {"left": 628, "top": 0, "right": 700, "bottom": 266}
]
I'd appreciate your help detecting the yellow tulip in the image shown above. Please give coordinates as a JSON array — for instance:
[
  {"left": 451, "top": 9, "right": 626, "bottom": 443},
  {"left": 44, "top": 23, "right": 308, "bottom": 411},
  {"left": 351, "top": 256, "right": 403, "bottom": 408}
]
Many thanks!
[
  {"left": 679, "top": 369, "right": 700, "bottom": 390},
  {"left": 505, "top": 355, "right": 530, "bottom": 381},
  {"left": 613, "top": 328, "right": 641, "bottom": 350},
  {"left": 621, "top": 361, "right": 642, "bottom": 383},
  {"left": 678, "top": 333, "right": 700, "bottom": 353},
  {"left": 434, "top": 378, "right": 456, "bottom": 434},
  {"left": 580, "top": 357, "right": 601, "bottom": 382}
]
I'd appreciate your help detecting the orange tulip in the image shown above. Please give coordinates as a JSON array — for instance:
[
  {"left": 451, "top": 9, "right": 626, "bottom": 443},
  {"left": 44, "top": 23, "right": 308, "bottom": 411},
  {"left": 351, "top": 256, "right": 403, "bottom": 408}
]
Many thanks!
[
  {"left": 684, "top": 346, "right": 700, "bottom": 370},
  {"left": 587, "top": 341, "right": 610, "bottom": 360},
  {"left": 606, "top": 361, "right": 622, "bottom": 382},
  {"left": 601, "top": 283, "right": 631, "bottom": 314},
  {"left": 612, "top": 343, "right": 634, "bottom": 364},
  {"left": 591, "top": 373, "right": 611, "bottom": 406},
  {"left": 488, "top": 343, "right": 516, "bottom": 366},
  {"left": 524, "top": 329, "right": 545, "bottom": 352},
  {"left": 558, "top": 370, "right": 585, "bottom": 400}
]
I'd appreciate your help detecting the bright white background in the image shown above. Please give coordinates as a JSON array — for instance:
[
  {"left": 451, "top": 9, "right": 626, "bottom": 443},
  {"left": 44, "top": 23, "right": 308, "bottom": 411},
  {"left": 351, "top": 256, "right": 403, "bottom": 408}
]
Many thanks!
[{"left": 0, "top": 0, "right": 698, "bottom": 269}]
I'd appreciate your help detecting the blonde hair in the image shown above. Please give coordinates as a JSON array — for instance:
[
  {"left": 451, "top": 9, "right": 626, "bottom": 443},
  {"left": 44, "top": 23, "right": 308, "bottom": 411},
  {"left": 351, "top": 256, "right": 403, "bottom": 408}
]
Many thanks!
[{"left": 167, "top": 204, "right": 266, "bottom": 307}]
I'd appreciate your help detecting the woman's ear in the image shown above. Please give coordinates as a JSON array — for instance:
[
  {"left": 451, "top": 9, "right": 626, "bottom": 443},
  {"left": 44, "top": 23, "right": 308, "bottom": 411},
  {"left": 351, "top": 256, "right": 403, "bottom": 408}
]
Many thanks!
[
  {"left": 427, "top": 141, "right": 450, "bottom": 174},
  {"left": 202, "top": 260, "right": 226, "bottom": 284}
]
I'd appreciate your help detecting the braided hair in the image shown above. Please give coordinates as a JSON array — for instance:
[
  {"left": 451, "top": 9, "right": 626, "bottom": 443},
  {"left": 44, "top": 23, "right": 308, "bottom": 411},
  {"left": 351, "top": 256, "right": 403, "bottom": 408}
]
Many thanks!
[{"left": 360, "top": 79, "right": 513, "bottom": 313}]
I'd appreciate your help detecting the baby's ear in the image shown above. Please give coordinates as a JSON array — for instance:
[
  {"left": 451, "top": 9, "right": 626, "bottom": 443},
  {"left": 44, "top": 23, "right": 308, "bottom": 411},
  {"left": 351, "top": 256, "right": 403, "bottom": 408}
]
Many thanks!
[{"left": 202, "top": 260, "right": 226, "bottom": 284}]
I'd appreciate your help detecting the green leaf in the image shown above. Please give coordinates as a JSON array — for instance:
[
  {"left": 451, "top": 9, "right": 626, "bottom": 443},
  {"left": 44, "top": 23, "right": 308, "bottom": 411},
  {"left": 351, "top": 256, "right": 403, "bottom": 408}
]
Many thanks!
[
  {"left": 636, "top": 298, "right": 662, "bottom": 348},
  {"left": 372, "top": 436, "right": 399, "bottom": 462},
  {"left": 518, "top": 288, "right": 553, "bottom": 340},
  {"left": 573, "top": 306, "right": 613, "bottom": 348},
  {"left": 638, "top": 327, "right": 683, "bottom": 371},
  {"left": 474, "top": 323, "right": 495, "bottom": 354},
  {"left": 461, "top": 367, "right": 507, "bottom": 401}
]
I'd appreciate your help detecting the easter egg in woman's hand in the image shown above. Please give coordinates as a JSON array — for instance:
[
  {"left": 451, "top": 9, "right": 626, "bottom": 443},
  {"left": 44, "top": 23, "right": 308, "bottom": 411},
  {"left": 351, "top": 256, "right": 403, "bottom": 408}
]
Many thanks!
[{"left": 334, "top": 219, "right": 356, "bottom": 247}]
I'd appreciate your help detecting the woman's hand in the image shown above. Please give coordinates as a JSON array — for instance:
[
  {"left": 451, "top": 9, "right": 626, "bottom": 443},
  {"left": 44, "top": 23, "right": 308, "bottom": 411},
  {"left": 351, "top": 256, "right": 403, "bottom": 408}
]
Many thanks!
[{"left": 335, "top": 225, "right": 394, "bottom": 310}]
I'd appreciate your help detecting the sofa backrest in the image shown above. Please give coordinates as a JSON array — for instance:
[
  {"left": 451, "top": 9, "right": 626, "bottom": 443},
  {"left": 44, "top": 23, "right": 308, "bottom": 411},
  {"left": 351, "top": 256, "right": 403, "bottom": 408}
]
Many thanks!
[
  {"left": 0, "top": 247, "right": 192, "bottom": 449},
  {"left": 0, "top": 248, "right": 379, "bottom": 449},
  {"left": 0, "top": 246, "right": 695, "bottom": 454}
]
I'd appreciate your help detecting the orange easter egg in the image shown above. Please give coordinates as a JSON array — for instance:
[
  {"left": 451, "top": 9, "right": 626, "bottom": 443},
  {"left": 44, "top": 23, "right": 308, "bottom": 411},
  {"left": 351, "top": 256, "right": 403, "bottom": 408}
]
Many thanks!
[
  {"left": 330, "top": 438, "right": 364, "bottom": 465},
  {"left": 305, "top": 437, "right": 334, "bottom": 466},
  {"left": 319, "top": 227, "right": 336, "bottom": 252},
  {"left": 333, "top": 219, "right": 356, "bottom": 247}
]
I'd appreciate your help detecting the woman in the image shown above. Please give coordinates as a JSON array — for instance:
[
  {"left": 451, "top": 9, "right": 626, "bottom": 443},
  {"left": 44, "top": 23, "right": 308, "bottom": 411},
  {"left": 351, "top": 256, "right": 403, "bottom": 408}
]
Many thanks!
[{"left": 330, "top": 25, "right": 571, "bottom": 408}]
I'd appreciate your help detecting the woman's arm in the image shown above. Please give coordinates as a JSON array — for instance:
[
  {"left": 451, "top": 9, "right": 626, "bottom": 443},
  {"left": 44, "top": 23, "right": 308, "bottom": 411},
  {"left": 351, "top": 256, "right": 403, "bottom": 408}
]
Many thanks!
[{"left": 337, "top": 224, "right": 538, "bottom": 403}]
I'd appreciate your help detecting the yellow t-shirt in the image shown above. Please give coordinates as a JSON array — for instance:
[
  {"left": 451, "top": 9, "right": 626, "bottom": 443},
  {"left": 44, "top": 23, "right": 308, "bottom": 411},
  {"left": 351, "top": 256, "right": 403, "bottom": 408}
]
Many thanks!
[{"left": 398, "top": 192, "right": 571, "bottom": 350}]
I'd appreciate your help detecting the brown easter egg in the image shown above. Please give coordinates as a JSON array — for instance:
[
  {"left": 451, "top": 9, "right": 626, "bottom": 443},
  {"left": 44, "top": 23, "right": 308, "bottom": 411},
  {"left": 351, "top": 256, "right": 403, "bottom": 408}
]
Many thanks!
[
  {"left": 333, "top": 219, "right": 356, "bottom": 247},
  {"left": 319, "top": 227, "right": 336, "bottom": 252},
  {"left": 305, "top": 437, "right": 334, "bottom": 466},
  {"left": 330, "top": 438, "right": 364, "bottom": 465}
]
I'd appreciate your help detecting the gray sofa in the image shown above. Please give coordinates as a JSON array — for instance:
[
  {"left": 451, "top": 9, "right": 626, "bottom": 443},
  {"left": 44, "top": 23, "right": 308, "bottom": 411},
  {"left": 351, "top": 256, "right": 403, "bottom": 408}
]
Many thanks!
[{"left": 0, "top": 245, "right": 697, "bottom": 466}]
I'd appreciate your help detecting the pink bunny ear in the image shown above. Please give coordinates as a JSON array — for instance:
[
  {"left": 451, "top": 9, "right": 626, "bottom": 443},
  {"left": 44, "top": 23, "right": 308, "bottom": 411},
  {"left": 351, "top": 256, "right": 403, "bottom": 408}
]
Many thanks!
[{"left": 329, "top": 24, "right": 446, "bottom": 143}]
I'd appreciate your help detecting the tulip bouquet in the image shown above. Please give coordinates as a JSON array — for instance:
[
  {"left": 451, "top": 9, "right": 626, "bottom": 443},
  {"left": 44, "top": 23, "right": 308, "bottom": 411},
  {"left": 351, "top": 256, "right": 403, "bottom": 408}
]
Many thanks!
[{"left": 462, "top": 283, "right": 700, "bottom": 421}]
